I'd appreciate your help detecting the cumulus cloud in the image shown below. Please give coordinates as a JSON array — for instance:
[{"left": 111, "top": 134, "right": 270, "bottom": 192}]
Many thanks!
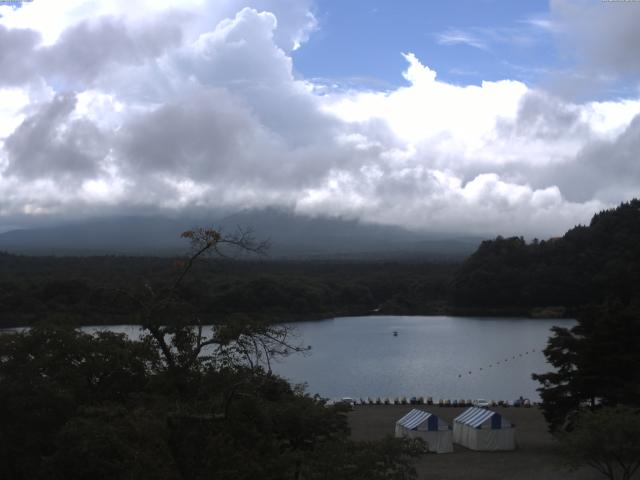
[{"left": 0, "top": 0, "right": 639, "bottom": 238}]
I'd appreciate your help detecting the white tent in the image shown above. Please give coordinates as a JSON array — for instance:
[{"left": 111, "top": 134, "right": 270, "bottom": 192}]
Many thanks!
[
  {"left": 452, "top": 407, "right": 515, "bottom": 451},
  {"left": 395, "top": 409, "right": 453, "bottom": 453}
]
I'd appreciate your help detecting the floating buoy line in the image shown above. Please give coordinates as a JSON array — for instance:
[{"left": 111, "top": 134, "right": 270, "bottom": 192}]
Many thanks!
[{"left": 456, "top": 348, "right": 537, "bottom": 378}]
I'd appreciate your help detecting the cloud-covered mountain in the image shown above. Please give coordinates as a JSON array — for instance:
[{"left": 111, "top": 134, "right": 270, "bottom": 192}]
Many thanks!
[{"left": 0, "top": 209, "right": 481, "bottom": 259}]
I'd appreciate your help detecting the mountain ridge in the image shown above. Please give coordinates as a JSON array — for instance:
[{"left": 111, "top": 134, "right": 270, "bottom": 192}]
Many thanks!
[{"left": 0, "top": 208, "right": 483, "bottom": 259}]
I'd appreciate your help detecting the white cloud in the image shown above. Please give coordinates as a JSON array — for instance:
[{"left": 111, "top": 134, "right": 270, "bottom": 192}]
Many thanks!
[
  {"left": 0, "top": 88, "right": 31, "bottom": 138},
  {"left": 435, "top": 22, "right": 549, "bottom": 54},
  {"left": 523, "top": 17, "right": 558, "bottom": 32},
  {"left": 0, "top": 0, "right": 638, "bottom": 238},
  {"left": 325, "top": 53, "right": 528, "bottom": 150},
  {"left": 435, "top": 29, "right": 489, "bottom": 50}
]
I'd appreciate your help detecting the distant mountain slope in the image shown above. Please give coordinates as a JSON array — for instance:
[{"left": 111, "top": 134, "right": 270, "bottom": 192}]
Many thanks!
[
  {"left": 0, "top": 208, "right": 482, "bottom": 259},
  {"left": 216, "top": 209, "right": 480, "bottom": 258},
  {"left": 452, "top": 199, "right": 640, "bottom": 310},
  {"left": 0, "top": 216, "right": 196, "bottom": 255}
]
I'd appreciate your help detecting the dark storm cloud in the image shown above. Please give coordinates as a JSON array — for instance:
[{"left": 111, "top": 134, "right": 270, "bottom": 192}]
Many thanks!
[
  {"left": 491, "top": 89, "right": 640, "bottom": 203},
  {"left": 555, "top": 114, "right": 640, "bottom": 202},
  {"left": 118, "top": 90, "right": 262, "bottom": 179},
  {"left": 4, "top": 93, "right": 107, "bottom": 180},
  {"left": 115, "top": 87, "right": 369, "bottom": 194}
]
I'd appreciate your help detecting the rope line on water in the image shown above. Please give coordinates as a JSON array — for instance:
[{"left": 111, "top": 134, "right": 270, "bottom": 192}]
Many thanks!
[{"left": 456, "top": 348, "right": 537, "bottom": 378}]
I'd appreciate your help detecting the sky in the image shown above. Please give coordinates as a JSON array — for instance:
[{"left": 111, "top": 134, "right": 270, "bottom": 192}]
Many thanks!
[{"left": 0, "top": 0, "right": 639, "bottom": 237}]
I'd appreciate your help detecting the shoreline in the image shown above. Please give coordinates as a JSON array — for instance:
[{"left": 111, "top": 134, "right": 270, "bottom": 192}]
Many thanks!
[{"left": 0, "top": 308, "right": 575, "bottom": 330}]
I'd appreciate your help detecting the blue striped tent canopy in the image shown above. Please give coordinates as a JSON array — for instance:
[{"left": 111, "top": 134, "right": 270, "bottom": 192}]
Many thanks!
[
  {"left": 454, "top": 407, "right": 510, "bottom": 429},
  {"left": 396, "top": 409, "right": 439, "bottom": 431}
]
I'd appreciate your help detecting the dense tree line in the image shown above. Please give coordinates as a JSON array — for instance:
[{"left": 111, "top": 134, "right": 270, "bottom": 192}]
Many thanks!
[
  {"left": 0, "top": 252, "right": 455, "bottom": 328},
  {"left": 452, "top": 199, "right": 640, "bottom": 312}
]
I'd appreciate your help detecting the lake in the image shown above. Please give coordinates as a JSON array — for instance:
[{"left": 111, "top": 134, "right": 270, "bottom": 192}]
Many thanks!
[{"left": 84, "top": 315, "right": 573, "bottom": 402}]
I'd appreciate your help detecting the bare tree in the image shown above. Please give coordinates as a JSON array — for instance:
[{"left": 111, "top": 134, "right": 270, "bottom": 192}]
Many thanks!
[{"left": 126, "top": 227, "right": 308, "bottom": 377}]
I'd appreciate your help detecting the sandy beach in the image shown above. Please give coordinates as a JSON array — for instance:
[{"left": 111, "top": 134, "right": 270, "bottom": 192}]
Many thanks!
[{"left": 348, "top": 405, "right": 603, "bottom": 480}]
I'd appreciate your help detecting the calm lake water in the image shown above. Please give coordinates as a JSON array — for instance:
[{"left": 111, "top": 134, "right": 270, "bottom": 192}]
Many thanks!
[{"left": 84, "top": 315, "right": 574, "bottom": 402}]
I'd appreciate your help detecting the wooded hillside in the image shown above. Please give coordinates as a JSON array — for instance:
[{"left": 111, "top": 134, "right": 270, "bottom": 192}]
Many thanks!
[{"left": 452, "top": 199, "right": 640, "bottom": 312}]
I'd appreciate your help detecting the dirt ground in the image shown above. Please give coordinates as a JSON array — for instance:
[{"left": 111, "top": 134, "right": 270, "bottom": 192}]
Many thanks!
[{"left": 348, "top": 405, "right": 603, "bottom": 480}]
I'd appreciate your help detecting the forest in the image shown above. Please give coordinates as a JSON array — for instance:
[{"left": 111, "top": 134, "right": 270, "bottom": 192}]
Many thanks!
[
  {"left": 452, "top": 199, "right": 640, "bottom": 313},
  {"left": 0, "top": 253, "right": 455, "bottom": 328}
]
